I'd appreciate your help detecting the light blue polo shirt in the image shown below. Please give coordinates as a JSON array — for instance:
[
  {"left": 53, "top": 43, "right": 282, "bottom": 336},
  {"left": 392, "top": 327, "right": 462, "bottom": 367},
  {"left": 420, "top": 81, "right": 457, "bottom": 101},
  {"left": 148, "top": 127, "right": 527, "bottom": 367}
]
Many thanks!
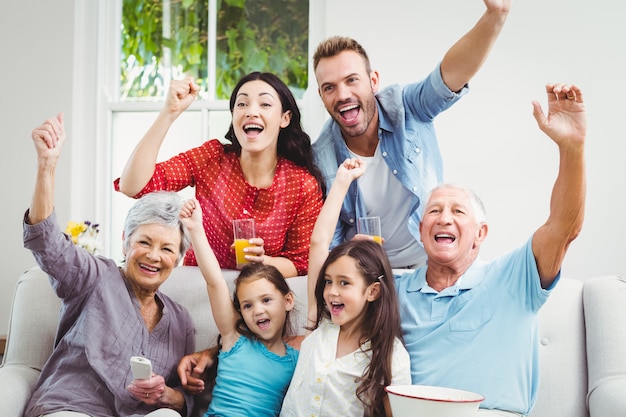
[{"left": 395, "top": 238, "right": 558, "bottom": 415}]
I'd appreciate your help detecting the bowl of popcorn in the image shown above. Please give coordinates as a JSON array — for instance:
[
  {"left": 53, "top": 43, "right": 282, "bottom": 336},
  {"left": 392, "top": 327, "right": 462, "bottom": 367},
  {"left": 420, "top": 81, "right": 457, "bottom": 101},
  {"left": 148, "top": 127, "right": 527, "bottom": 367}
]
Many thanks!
[{"left": 385, "top": 384, "right": 484, "bottom": 417}]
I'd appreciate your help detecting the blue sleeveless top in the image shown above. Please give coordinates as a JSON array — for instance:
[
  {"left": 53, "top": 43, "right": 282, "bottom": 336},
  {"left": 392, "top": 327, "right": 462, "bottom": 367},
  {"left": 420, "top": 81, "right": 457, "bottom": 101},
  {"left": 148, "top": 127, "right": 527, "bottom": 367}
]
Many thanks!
[{"left": 205, "top": 335, "right": 298, "bottom": 417}]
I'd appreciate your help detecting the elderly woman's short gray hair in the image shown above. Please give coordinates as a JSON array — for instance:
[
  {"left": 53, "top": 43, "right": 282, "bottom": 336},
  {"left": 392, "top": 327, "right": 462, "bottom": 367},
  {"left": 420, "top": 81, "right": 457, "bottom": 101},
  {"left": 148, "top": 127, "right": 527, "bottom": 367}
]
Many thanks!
[{"left": 122, "top": 191, "right": 191, "bottom": 263}]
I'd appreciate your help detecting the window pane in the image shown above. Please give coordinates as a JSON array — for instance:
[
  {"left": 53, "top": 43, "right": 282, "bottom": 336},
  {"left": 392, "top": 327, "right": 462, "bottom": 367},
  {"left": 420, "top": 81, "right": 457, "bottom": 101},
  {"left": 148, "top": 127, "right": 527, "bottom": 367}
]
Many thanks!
[
  {"left": 208, "top": 109, "right": 232, "bottom": 142},
  {"left": 120, "top": 0, "right": 209, "bottom": 100},
  {"left": 120, "top": 0, "right": 309, "bottom": 101},
  {"left": 215, "top": 0, "right": 309, "bottom": 99}
]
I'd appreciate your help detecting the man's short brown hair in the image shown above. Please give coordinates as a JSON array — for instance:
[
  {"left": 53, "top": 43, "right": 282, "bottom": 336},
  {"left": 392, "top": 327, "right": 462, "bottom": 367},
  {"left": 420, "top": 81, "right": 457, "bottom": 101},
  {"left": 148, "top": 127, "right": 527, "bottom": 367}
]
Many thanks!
[{"left": 313, "top": 36, "right": 372, "bottom": 73}]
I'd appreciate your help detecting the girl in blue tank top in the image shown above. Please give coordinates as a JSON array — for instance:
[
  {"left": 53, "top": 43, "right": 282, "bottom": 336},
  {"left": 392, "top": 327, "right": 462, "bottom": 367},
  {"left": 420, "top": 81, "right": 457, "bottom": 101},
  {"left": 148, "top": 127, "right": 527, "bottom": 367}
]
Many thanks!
[{"left": 180, "top": 199, "right": 298, "bottom": 417}]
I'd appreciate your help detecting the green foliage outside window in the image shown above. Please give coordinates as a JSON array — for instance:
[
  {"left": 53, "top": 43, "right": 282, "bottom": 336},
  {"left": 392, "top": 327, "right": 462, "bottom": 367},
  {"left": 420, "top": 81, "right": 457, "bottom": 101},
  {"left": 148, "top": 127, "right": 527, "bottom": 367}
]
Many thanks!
[{"left": 120, "top": 0, "right": 309, "bottom": 100}]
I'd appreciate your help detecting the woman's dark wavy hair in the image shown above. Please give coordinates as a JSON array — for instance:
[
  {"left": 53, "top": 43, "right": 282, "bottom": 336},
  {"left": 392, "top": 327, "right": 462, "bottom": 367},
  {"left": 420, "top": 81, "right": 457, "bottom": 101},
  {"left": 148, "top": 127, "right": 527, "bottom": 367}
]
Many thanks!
[
  {"left": 312, "top": 240, "right": 403, "bottom": 417},
  {"left": 223, "top": 71, "right": 325, "bottom": 195}
]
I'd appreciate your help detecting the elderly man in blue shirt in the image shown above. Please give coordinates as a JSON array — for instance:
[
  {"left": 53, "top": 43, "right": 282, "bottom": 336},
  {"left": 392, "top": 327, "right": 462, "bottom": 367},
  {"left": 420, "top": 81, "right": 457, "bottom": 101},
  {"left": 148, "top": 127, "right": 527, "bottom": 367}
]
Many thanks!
[
  {"left": 396, "top": 82, "right": 586, "bottom": 415},
  {"left": 312, "top": 0, "right": 511, "bottom": 269}
]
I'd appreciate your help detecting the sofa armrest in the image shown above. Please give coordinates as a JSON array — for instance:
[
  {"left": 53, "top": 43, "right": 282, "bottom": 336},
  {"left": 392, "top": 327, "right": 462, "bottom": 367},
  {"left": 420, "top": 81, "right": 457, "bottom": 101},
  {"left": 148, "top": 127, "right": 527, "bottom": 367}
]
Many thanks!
[
  {"left": 0, "top": 267, "right": 60, "bottom": 416},
  {"left": 584, "top": 275, "right": 626, "bottom": 417},
  {"left": 3, "top": 267, "right": 60, "bottom": 370},
  {"left": 0, "top": 365, "right": 40, "bottom": 416}
]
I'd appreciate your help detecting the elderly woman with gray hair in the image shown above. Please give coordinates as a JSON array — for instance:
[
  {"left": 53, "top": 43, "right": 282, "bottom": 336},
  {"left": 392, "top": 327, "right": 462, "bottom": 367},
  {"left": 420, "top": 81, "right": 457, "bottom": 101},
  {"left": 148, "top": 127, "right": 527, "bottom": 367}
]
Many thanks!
[{"left": 23, "top": 113, "right": 195, "bottom": 417}]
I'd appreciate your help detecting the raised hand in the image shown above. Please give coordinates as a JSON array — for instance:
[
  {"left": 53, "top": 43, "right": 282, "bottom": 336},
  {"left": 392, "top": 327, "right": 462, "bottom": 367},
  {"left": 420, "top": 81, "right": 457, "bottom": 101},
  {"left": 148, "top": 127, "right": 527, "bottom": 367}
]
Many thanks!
[
  {"left": 335, "top": 158, "right": 366, "bottom": 187},
  {"left": 164, "top": 77, "right": 200, "bottom": 117},
  {"left": 484, "top": 0, "right": 512, "bottom": 14},
  {"left": 530, "top": 82, "right": 586, "bottom": 287},
  {"left": 532, "top": 83, "right": 586, "bottom": 148},
  {"left": 179, "top": 198, "right": 203, "bottom": 232},
  {"left": 31, "top": 113, "right": 65, "bottom": 163}
]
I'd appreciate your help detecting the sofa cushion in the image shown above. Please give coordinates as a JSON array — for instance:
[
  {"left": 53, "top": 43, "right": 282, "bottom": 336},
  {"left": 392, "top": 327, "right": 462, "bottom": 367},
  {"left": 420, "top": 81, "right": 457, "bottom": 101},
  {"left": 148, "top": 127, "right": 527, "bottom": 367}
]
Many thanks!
[{"left": 530, "top": 277, "right": 588, "bottom": 417}]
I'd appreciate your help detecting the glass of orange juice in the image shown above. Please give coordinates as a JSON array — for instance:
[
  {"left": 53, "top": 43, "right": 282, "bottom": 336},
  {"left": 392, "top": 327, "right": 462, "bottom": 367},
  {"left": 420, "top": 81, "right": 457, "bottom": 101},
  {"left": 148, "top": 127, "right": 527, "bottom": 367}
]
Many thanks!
[
  {"left": 357, "top": 216, "right": 382, "bottom": 245},
  {"left": 232, "top": 218, "right": 255, "bottom": 269}
]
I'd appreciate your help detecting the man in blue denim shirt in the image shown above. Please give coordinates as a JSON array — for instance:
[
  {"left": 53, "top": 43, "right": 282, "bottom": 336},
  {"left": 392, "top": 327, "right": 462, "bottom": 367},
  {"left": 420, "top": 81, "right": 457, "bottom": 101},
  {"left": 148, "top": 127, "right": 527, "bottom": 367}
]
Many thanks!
[{"left": 312, "top": 0, "right": 511, "bottom": 268}]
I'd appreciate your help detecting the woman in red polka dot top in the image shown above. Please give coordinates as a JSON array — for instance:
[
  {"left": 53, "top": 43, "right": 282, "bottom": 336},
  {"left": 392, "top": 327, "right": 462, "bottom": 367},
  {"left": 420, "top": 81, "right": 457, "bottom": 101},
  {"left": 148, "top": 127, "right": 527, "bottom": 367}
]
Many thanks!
[{"left": 115, "top": 72, "right": 325, "bottom": 277}]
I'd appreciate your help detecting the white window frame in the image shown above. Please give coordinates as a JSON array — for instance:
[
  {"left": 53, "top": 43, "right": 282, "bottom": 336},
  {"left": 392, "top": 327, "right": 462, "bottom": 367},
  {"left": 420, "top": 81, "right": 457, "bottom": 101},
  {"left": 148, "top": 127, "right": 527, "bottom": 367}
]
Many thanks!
[{"left": 71, "top": 0, "right": 328, "bottom": 258}]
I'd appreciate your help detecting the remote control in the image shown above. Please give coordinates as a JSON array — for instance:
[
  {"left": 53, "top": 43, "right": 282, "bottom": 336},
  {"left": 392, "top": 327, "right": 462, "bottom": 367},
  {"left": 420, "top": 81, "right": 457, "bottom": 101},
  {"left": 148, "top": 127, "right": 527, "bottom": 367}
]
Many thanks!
[{"left": 130, "top": 356, "right": 152, "bottom": 380}]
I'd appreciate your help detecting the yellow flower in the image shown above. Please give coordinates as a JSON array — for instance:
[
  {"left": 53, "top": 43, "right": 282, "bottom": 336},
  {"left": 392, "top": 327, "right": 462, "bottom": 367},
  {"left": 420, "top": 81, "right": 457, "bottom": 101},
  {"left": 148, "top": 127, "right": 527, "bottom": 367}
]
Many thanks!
[
  {"left": 65, "top": 221, "right": 88, "bottom": 244},
  {"left": 65, "top": 220, "right": 101, "bottom": 254}
]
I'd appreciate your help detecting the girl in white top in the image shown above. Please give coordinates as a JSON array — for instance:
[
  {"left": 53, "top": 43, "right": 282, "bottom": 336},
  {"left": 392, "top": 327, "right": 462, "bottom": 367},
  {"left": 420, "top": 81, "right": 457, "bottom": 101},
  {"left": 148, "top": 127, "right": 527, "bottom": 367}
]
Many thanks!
[{"left": 280, "top": 159, "right": 411, "bottom": 417}]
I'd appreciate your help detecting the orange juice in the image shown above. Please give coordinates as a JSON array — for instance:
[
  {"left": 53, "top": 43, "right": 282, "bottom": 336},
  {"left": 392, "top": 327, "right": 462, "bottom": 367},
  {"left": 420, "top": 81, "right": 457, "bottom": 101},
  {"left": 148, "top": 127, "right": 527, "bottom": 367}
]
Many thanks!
[{"left": 234, "top": 238, "right": 253, "bottom": 268}]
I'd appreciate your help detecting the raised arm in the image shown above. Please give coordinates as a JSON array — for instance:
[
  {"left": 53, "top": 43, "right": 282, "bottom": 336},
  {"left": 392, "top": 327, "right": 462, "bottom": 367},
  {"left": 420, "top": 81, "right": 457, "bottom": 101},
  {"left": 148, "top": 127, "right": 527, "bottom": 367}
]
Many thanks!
[
  {"left": 28, "top": 113, "right": 65, "bottom": 224},
  {"left": 179, "top": 198, "right": 241, "bottom": 349},
  {"left": 440, "top": 0, "right": 511, "bottom": 92},
  {"left": 307, "top": 159, "right": 365, "bottom": 326},
  {"left": 117, "top": 78, "right": 200, "bottom": 196},
  {"left": 531, "top": 83, "right": 586, "bottom": 288}
]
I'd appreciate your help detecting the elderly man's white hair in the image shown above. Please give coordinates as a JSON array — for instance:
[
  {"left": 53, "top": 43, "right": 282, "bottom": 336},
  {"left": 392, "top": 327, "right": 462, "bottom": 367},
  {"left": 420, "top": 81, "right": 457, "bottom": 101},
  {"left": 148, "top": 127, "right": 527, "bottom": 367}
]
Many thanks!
[{"left": 423, "top": 183, "right": 487, "bottom": 224}]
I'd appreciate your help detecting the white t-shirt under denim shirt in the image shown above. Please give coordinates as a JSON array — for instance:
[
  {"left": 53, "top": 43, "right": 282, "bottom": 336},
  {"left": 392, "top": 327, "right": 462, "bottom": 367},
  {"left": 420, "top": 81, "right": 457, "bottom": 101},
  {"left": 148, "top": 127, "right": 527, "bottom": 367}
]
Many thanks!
[{"left": 351, "top": 145, "right": 425, "bottom": 268}]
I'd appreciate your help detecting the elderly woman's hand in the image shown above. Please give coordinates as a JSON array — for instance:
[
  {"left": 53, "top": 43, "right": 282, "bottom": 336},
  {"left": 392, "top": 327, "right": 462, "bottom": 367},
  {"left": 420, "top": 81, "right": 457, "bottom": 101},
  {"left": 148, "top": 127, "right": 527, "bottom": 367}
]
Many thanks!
[
  {"left": 127, "top": 373, "right": 186, "bottom": 411},
  {"left": 127, "top": 373, "right": 167, "bottom": 404}
]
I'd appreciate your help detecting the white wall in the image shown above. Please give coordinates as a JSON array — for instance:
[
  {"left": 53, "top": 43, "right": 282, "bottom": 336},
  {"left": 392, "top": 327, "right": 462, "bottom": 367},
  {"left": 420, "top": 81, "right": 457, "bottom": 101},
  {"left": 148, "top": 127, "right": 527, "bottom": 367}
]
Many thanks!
[
  {"left": 1, "top": 0, "right": 625, "bottom": 335},
  {"left": 0, "top": 1, "right": 75, "bottom": 336}
]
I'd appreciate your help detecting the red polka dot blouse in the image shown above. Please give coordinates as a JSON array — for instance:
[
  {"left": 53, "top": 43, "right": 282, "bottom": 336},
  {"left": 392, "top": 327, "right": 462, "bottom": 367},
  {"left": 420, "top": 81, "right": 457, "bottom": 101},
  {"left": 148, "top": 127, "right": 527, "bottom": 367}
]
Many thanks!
[{"left": 114, "top": 139, "right": 323, "bottom": 275}]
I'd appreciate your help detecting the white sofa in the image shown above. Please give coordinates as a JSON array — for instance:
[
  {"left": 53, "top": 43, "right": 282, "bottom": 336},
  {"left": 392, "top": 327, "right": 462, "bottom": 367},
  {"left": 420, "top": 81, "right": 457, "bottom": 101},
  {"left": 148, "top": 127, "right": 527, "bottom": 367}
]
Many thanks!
[{"left": 1, "top": 266, "right": 625, "bottom": 417}]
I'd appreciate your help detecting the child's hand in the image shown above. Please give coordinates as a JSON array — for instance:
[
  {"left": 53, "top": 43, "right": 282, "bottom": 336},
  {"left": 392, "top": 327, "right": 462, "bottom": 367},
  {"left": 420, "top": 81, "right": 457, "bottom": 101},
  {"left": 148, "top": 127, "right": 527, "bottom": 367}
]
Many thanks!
[
  {"left": 336, "top": 158, "right": 366, "bottom": 186},
  {"left": 179, "top": 198, "right": 203, "bottom": 231}
]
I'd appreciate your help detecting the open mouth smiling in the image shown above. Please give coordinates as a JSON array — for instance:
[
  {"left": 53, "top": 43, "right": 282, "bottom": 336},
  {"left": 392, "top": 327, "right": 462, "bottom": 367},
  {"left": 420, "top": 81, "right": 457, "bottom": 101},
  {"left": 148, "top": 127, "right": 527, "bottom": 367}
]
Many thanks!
[
  {"left": 434, "top": 234, "right": 456, "bottom": 243},
  {"left": 338, "top": 104, "right": 360, "bottom": 122},
  {"left": 139, "top": 263, "right": 159, "bottom": 272},
  {"left": 330, "top": 301, "right": 345, "bottom": 314},
  {"left": 243, "top": 123, "right": 264, "bottom": 134}
]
